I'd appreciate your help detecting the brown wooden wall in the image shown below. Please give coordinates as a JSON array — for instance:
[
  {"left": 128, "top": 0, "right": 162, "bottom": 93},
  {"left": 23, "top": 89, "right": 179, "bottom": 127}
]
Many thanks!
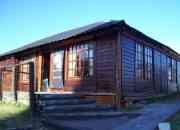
[
  {"left": 1, "top": 28, "right": 180, "bottom": 100},
  {"left": 154, "top": 50, "right": 168, "bottom": 93},
  {"left": 96, "top": 33, "right": 116, "bottom": 93},
  {"left": 0, "top": 57, "right": 16, "bottom": 92},
  {"left": 120, "top": 31, "right": 178, "bottom": 98},
  {"left": 1, "top": 71, "right": 12, "bottom": 91},
  {"left": 120, "top": 35, "right": 136, "bottom": 97},
  {"left": 63, "top": 33, "right": 117, "bottom": 93},
  {"left": 17, "top": 55, "right": 35, "bottom": 92}
]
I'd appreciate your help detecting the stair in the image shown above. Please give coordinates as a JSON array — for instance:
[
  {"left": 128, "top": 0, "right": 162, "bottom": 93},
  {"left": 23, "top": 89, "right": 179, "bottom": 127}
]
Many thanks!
[{"left": 35, "top": 93, "right": 126, "bottom": 130}]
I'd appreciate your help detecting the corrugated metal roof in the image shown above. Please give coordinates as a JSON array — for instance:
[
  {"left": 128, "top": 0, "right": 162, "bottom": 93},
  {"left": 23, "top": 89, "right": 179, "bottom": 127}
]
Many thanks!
[
  {"left": 0, "top": 21, "right": 112, "bottom": 57},
  {"left": 0, "top": 20, "right": 178, "bottom": 57}
]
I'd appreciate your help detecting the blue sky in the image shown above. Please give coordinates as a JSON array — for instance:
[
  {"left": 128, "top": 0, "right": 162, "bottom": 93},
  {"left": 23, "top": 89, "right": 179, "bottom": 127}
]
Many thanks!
[{"left": 0, "top": 0, "right": 180, "bottom": 54}]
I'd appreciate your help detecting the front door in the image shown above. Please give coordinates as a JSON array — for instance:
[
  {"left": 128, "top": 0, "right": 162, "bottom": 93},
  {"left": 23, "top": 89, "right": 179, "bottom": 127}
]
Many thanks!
[{"left": 50, "top": 50, "right": 64, "bottom": 88}]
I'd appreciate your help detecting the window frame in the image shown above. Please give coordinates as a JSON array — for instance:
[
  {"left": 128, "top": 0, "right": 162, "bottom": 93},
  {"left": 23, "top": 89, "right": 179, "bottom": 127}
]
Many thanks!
[
  {"left": 20, "top": 64, "right": 29, "bottom": 83},
  {"left": 144, "top": 47, "right": 153, "bottom": 80},
  {"left": 168, "top": 58, "right": 177, "bottom": 82},
  {"left": 135, "top": 43, "right": 144, "bottom": 80},
  {"left": 135, "top": 43, "right": 153, "bottom": 81},
  {"left": 68, "top": 42, "right": 94, "bottom": 79}
]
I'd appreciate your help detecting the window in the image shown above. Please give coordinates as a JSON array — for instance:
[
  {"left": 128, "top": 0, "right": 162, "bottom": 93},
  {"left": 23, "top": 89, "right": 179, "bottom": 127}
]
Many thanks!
[
  {"left": 136, "top": 44, "right": 144, "bottom": 80},
  {"left": 68, "top": 43, "right": 94, "bottom": 79},
  {"left": 172, "top": 59, "right": 177, "bottom": 82},
  {"left": 135, "top": 43, "right": 152, "bottom": 80},
  {"left": 169, "top": 58, "right": 177, "bottom": 82},
  {"left": 20, "top": 64, "right": 29, "bottom": 82},
  {"left": 51, "top": 50, "right": 64, "bottom": 88},
  {"left": 168, "top": 58, "right": 172, "bottom": 81},
  {"left": 144, "top": 47, "right": 153, "bottom": 80}
]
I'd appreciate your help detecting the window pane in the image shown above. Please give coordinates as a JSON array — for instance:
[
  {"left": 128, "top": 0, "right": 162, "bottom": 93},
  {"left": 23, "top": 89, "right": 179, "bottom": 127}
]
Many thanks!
[
  {"left": 72, "top": 53, "right": 76, "bottom": 60},
  {"left": 89, "top": 67, "right": 93, "bottom": 76},
  {"left": 89, "top": 49, "right": 94, "bottom": 58},
  {"left": 136, "top": 43, "right": 143, "bottom": 80},
  {"left": 89, "top": 59, "right": 93, "bottom": 67},
  {"left": 69, "top": 70, "right": 73, "bottom": 77},
  {"left": 68, "top": 62, "right": 72, "bottom": 69},
  {"left": 68, "top": 43, "right": 94, "bottom": 79},
  {"left": 88, "top": 44, "right": 94, "bottom": 49},
  {"left": 69, "top": 54, "right": 73, "bottom": 61}
]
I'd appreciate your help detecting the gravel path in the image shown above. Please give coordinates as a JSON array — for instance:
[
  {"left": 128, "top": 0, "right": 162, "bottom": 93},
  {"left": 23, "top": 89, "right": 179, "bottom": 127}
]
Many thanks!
[
  {"left": 114, "top": 100, "right": 180, "bottom": 130},
  {"left": 50, "top": 115, "right": 136, "bottom": 130}
]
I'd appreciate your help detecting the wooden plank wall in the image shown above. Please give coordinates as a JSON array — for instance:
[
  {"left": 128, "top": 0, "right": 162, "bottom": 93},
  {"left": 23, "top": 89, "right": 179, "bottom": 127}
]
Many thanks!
[
  {"left": 96, "top": 34, "right": 116, "bottom": 93},
  {"left": 64, "top": 33, "right": 117, "bottom": 93},
  {"left": 120, "top": 35, "right": 136, "bottom": 97},
  {"left": 120, "top": 32, "right": 178, "bottom": 98},
  {"left": 177, "top": 62, "right": 180, "bottom": 90},
  {"left": 154, "top": 50, "right": 162, "bottom": 93}
]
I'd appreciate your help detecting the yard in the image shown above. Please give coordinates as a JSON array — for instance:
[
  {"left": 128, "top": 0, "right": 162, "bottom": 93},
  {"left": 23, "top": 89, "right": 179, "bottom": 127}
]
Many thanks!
[
  {"left": 168, "top": 111, "right": 180, "bottom": 130},
  {"left": 0, "top": 102, "right": 32, "bottom": 130}
]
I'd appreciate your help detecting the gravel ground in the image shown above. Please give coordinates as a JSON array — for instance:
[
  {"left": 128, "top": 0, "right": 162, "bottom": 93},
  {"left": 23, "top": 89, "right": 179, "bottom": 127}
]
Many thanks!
[{"left": 114, "top": 100, "right": 180, "bottom": 130}]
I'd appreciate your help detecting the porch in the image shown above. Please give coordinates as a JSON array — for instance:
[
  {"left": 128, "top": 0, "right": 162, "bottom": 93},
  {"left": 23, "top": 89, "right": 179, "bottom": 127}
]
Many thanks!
[{"left": 0, "top": 59, "right": 117, "bottom": 106}]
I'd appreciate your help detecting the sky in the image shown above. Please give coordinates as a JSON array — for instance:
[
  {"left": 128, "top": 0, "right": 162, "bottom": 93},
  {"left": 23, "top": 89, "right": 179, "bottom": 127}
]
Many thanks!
[{"left": 0, "top": 0, "right": 180, "bottom": 54}]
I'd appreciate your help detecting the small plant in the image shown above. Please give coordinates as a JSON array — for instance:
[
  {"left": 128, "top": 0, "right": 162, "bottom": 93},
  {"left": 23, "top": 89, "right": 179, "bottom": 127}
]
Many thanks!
[{"left": 0, "top": 102, "right": 31, "bottom": 130}]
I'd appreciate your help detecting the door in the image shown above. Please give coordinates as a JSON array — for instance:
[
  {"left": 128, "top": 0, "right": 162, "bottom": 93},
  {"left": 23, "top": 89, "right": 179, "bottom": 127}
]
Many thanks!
[{"left": 50, "top": 50, "right": 64, "bottom": 88}]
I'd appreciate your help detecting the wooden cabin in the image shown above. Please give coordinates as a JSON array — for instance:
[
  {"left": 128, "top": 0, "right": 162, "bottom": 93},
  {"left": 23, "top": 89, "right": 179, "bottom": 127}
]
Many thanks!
[{"left": 0, "top": 20, "right": 180, "bottom": 105}]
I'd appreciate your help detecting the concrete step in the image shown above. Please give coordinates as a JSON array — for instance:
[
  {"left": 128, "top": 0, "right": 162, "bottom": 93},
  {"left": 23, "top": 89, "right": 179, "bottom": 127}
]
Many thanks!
[
  {"left": 43, "top": 111, "right": 138, "bottom": 120},
  {"left": 39, "top": 94, "right": 83, "bottom": 100},
  {"left": 42, "top": 104, "right": 114, "bottom": 113},
  {"left": 42, "top": 98, "right": 96, "bottom": 106},
  {"left": 43, "top": 119, "right": 79, "bottom": 130}
]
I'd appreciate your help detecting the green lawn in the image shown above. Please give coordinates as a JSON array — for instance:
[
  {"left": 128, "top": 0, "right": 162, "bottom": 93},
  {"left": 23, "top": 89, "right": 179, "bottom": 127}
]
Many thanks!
[
  {"left": 168, "top": 111, "right": 180, "bottom": 130},
  {"left": 0, "top": 102, "right": 32, "bottom": 130}
]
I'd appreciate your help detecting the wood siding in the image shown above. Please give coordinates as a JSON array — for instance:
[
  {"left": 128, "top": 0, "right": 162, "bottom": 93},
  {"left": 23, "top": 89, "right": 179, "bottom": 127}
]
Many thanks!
[
  {"left": 96, "top": 34, "right": 116, "bottom": 93},
  {"left": 121, "top": 35, "right": 136, "bottom": 97},
  {"left": 0, "top": 27, "right": 180, "bottom": 101},
  {"left": 0, "top": 57, "right": 16, "bottom": 92},
  {"left": 120, "top": 32, "right": 178, "bottom": 98},
  {"left": 63, "top": 33, "right": 117, "bottom": 93}
]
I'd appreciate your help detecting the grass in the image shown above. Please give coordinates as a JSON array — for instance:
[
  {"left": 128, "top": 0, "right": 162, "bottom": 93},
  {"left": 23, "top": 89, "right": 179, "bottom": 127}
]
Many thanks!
[
  {"left": 168, "top": 111, "right": 180, "bottom": 130},
  {"left": 0, "top": 102, "right": 32, "bottom": 130}
]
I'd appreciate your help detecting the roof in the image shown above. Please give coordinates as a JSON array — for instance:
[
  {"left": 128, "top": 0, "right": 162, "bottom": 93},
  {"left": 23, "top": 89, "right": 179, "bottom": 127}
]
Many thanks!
[{"left": 0, "top": 20, "right": 179, "bottom": 58}]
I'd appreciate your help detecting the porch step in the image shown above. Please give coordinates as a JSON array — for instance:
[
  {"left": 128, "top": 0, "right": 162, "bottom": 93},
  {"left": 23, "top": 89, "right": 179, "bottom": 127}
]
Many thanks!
[
  {"left": 42, "top": 98, "right": 96, "bottom": 106},
  {"left": 42, "top": 112, "right": 140, "bottom": 130},
  {"left": 43, "top": 111, "right": 137, "bottom": 120},
  {"left": 35, "top": 93, "right": 123, "bottom": 129},
  {"left": 42, "top": 104, "right": 114, "bottom": 113},
  {"left": 38, "top": 94, "right": 82, "bottom": 100}
]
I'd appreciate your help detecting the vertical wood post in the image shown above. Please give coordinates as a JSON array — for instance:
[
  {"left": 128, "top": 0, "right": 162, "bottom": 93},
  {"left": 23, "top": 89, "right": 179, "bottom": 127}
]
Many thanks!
[
  {"left": 0, "top": 69, "right": 2, "bottom": 101},
  {"left": 36, "top": 54, "right": 42, "bottom": 92},
  {"left": 11, "top": 66, "right": 16, "bottom": 101},
  {"left": 64, "top": 48, "right": 68, "bottom": 81},
  {"left": 152, "top": 49, "right": 156, "bottom": 92},
  {"left": 29, "top": 62, "right": 35, "bottom": 114},
  {"left": 115, "top": 31, "right": 122, "bottom": 106},
  {"left": 14, "top": 66, "right": 19, "bottom": 101}
]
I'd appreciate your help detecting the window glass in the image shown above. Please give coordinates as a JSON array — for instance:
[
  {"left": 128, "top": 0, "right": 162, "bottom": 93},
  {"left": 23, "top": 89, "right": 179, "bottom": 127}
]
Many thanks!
[
  {"left": 136, "top": 43, "right": 152, "bottom": 80},
  {"left": 20, "top": 64, "right": 29, "bottom": 82},
  {"left": 171, "top": 59, "right": 177, "bottom": 82},
  {"left": 51, "top": 50, "right": 64, "bottom": 88},
  {"left": 144, "top": 47, "right": 153, "bottom": 80},
  {"left": 168, "top": 57, "right": 172, "bottom": 81},
  {"left": 136, "top": 43, "right": 144, "bottom": 80},
  {"left": 68, "top": 43, "right": 94, "bottom": 79}
]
